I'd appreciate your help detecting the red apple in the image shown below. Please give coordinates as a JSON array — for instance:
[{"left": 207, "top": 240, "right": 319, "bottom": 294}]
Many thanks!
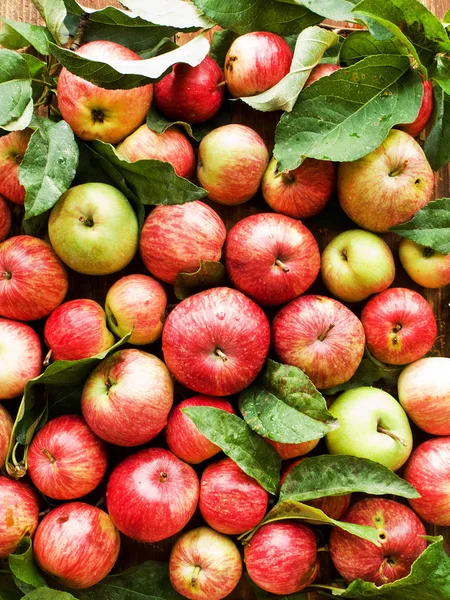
[
  {"left": 330, "top": 498, "right": 427, "bottom": 584},
  {"left": 399, "top": 238, "right": 450, "bottom": 288},
  {"left": 197, "top": 124, "right": 269, "bottom": 205},
  {"left": 34, "top": 502, "right": 120, "bottom": 588},
  {"left": 266, "top": 438, "right": 319, "bottom": 461},
  {"left": 0, "top": 476, "right": 39, "bottom": 558},
  {"left": 162, "top": 287, "right": 270, "bottom": 396},
  {"left": 0, "top": 195, "right": 11, "bottom": 242},
  {"left": 140, "top": 201, "right": 226, "bottom": 284},
  {"left": 399, "top": 79, "right": 433, "bottom": 138},
  {"left": 224, "top": 32, "right": 293, "bottom": 97},
  {"left": 44, "top": 299, "right": 115, "bottom": 362},
  {"left": 27, "top": 415, "right": 107, "bottom": 500},
  {"left": 361, "top": 288, "right": 437, "bottom": 365},
  {"left": 154, "top": 55, "right": 225, "bottom": 124},
  {"left": 225, "top": 213, "right": 320, "bottom": 306},
  {"left": 304, "top": 63, "right": 341, "bottom": 87},
  {"left": 81, "top": 349, "right": 173, "bottom": 446},
  {"left": 272, "top": 295, "right": 365, "bottom": 389},
  {"left": 106, "top": 447, "right": 199, "bottom": 543},
  {"left": 0, "top": 404, "right": 13, "bottom": 468},
  {"left": 244, "top": 522, "right": 319, "bottom": 595},
  {"left": 0, "top": 129, "right": 32, "bottom": 205},
  {"left": 57, "top": 41, "right": 153, "bottom": 144},
  {"left": 169, "top": 527, "right": 242, "bottom": 600},
  {"left": 165, "top": 396, "right": 235, "bottom": 464},
  {"left": 199, "top": 458, "right": 268, "bottom": 535},
  {"left": 0, "top": 318, "right": 42, "bottom": 400},
  {"left": 0, "top": 235, "right": 68, "bottom": 321},
  {"left": 105, "top": 274, "right": 167, "bottom": 345}
]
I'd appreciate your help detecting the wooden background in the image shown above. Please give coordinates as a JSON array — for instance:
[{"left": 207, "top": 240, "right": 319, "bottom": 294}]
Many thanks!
[{"left": 2, "top": 0, "right": 449, "bottom": 598}]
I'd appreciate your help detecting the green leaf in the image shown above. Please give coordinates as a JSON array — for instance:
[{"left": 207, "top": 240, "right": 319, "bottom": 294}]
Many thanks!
[
  {"left": 146, "top": 107, "right": 195, "bottom": 138},
  {"left": 46, "top": 384, "right": 83, "bottom": 419},
  {"left": 339, "top": 31, "right": 405, "bottom": 66},
  {"left": 31, "top": 0, "right": 69, "bottom": 46},
  {"left": 0, "top": 19, "right": 53, "bottom": 54},
  {"left": 0, "top": 50, "right": 32, "bottom": 130},
  {"left": 240, "top": 26, "right": 338, "bottom": 112},
  {"left": 285, "top": 0, "right": 358, "bottom": 22},
  {"left": 22, "top": 589, "right": 76, "bottom": 600},
  {"left": 274, "top": 54, "right": 422, "bottom": 168},
  {"left": 391, "top": 198, "right": 450, "bottom": 255},
  {"left": 210, "top": 29, "right": 239, "bottom": 68},
  {"left": 433, "top": 55, "right": 450, "bottom": 95},
  {"left": 424, "top": 87, "right": 450, "bottom": 171},
  {"left": 8, "top": 539, "right": 46, "bottom": 590},
  {"left": 174, "top": 261, "right": 226, "bottom": 300},
  {"left": 119, "top": 0, "right": 215, "bottom": 29},
  {"left": 182, "top": 407, "right": 281, "bottom": 495}
]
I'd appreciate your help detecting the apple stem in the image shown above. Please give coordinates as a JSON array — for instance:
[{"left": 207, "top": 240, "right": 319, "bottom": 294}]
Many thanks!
[
  {"left": 43, "top": 349, "right": 52, "bottom": 367},
  {"left": 70, "top": 12, "right": 90, "bottom": 51},
  {"left": 216, "top": 80, "right": 227, "bottom": 88},
  {"left": 190, "top": 565, "right": 202, "bottom": 586},
  {"left": 42, "top": 448, "right": 56, "bottom": 464},
  {"left": 275, "top": 258, "right": 290, "bottom": 272},
  {"left": 377, "top": 426, "right": 408, "bottom": 447},
  {"left": 317, "top": 323, "right": 335, "bottom": 342},
  {"left": 1, "top": 271, "right": 11, "bottom": 280},
  {"left": 160, "top": 471, "right": 168, "bottom": 483},
  {"left": 281, "top": 171, "right": 295, "bottom": 184},
  {"left": 317, "top": 545, "right": 330, "bottom": 552},
  {"left": 214, "top": 348, "right": 228, "bottom": 362},
  {"left": 389, "top": 160, "right": 408, "bottom": 177}
]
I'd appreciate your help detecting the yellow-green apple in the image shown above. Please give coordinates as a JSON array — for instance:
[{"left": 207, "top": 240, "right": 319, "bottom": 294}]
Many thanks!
[
  {"left": 0, "top": 405, "right": 12, "bottom": 468},
  {"left": 321, "top": 230, "right": 396, "bottom": 303},
  {"left": 265, "top": 438, "right": 319, "bottom": 460},
  {"left": 244, "top": 522, "right": 319, "bottom": 595},
  {"left": 225, "top": 213, "right": 320, "bottom": 306},
  {"left": 330, "top": 498, "right": 427, "bottom": 584},
  {"left": 0, "top": 129, "right": 32, "bottom": 205},
  {"left": 0, "top": 195, "right": 11, "bottom": 242},
  {"left": 199, "top": 457, "right": 268, "bottom": 535},
  {"left": 261, "top": 157, "right": 336, "bottom": 219},
  {"left": 0, "top": 235, "right": 68, "bottom": 321},
  {"left": 399, "top": 239, "right": 450, "bottom": 288},
  {"left": 27, "top": 415, "right": 107, "bottom": 500},
  {"left": 398, "top": 79, "right": 433, "bottom": 138},
  {"left": 326, "top": 387, "right": 413, "bottom": 471},
  {"left": 361, "top": 288, "right": 437, "bottom": 365},
  {"left": 44, "top": 299, "right": 115, "bottom": 362},
  {"left": 169, "top": 527, "right": 242, "bottom": 600},
  {"left": 57, "top": 41, "right": 153, "bottom": 144},
  {"left": 165, "top": 396, "right": 235, "bottom": 464},
  {"left": 81, "top": 349, "right": 173, "bottom": 446},
  {"left": 272, "top": 295, "right": 365, "bottom": 389},
  {"left": 338, "top": 130, "right": 434, "bottom": 232},
  {"left": 154, "top": 55, "right": 225, "bottom": 124},
  {"left": 197, "top": 124, "right": 269, "bottom": 205},
  {"left": 105, "top": 274, "right": 167, "bottom": 345},
  {"left": 34, "top": 502, "right": 120, "bottom": 588},
  {"left": 0, "top": 476, "right": 39, "bottom": 558},
  {"left": 140, "top": 201, "right": 226, "bottom": 284},
  {"left": 162, "top": 287, "right": 270, "bottom": 396},
  {"left": 224, "top": 32, "right": 292, "bottom": 97},
  {"left": 106, "top": 447, "right": 199, "bottom": 542},
  {"left": 0, "top": 318, "right": 42, "bottom": 400},
  {"left": 115, "top": 125, "right": 196, "bottom": 179},
  {"left": 48, "top": 183, "right": 138, "bottom": 276},
  {"left": 304, "top": 63, "right": 341, "bottom": 87},
  {"left": 398, "top": 357, "right": 450, "bottom": 435}
]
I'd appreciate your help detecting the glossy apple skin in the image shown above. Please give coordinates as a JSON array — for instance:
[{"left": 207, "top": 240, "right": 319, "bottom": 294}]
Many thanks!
[
  {"left": 330, "top": 498, "right": 427, "bottom": 585},
  {"left": 105, "top": 274, "right": 167, "bottom": 345},
  {"left": 34, "top": 502, "right": 120, "bottom": 589},
  {"left": 106, "top": 447, "right": 199, "bottom": 543},
  {"left": 0, "top": 130, "right": 32, "bottom": 205},
  {"left": 44, "top": 299, "right": 115, "bottom": 362},
  {"left": 155, "top": 56, "right": 225, "bottom": 124},
  {"left": 81, "top": 349, "right": 173, "bottom": 446},
  {"left": 0, "top": 404, "right": 13, "bottom": 468},
  {"left": 225, "top": 32, "right": 293, "bottom": 97},
  {"left": 27, "top": 415, "right": 107, "bottom": 500},
  {"left": 321, "top": 230, "right": 396, "bottom": 303},
  {"left": 225, "top": 213, "right": 320, "bottom": 306},
  {"left": 361, "top": 288, "right": 437, "bottom": 365},
  {"left": 169, "top": 527, "right": 242, "bottom": 600},
  {"left": 338, "top": 129, "right": 434, "bottom": 232},
  {"left": 266, "top": 438, "right": 319, "bottom": 460},
  {"left": 304, "top": 63, "right": 341, "bottom": 87},
  {"left": 262, "top": 156, "right": 336, "bottom": 219},
  {"left": 0, "top": 318, "right": 42, "bottom": 400},
  {"left": 0, "top": 476, "right": 39, "bottom": 558},
  {"left": 48, "top": 182, "right": 138, "bottom": 276},
  {"left": 399, "top": 238, "right": 450, "bottom": 288},
  {"left": 140, "top": 201, "right": 226, "bottom": 284},
  {"left": 399, "top": 79, "right": 433, "bottom": 138},
  {"left": 57, "top": 41, "right": 153, "bottom": 144},
  {"left": 272, "top": 295, "right": 365, "bottom": 389},
  {"left": 165, "top": 396, "right": 235, "bottom": 464},
  {"left": 0, "top": 235, "right": 68, "bottom": 321},
  {"left": 197, "top": 124, "right": 269, "bottom": 205},
  {"left": 199, "top": 458, "right": 268, "bottom": 535},
  {"left": 244, "top": 522, "right": 318, "bottom": 595},
  {"left": 162, "top": 287, "right": 271, "bottom": 396},
  {"left": 0, "top": 195, "right": 11, "bottom": 242},
  {"left": 116, "top": 125, "right": 196, "bottom": 179},
  {"left": 326, "top": 387, "right": 413, "bottom": 471}
]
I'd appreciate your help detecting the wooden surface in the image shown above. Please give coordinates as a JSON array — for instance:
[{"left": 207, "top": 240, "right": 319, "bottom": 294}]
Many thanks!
[{"left": 2, "top": 1, "right": 450, "bottom": 598}]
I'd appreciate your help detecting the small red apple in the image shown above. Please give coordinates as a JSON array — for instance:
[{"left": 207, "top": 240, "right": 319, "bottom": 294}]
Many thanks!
[
  {"left": 266, "top": 438, "right": 319, "bottom": 461},
  {"left": 0, "top": 129, "right": 32, "bottom": 205},
  {"left": 0, "top": 404, "right": 13, "bottom": 468},
  {"left": 398, "top": 78, "right": 433, "bottom": 138},
  {"left": 0, "top": 195, "right": 12, "bottom": 242},
  {"left": 304, "top": 63, "right": 341, "bottom": 87},
  {"left": 0, "top": 476, "right": 39, "bottom": 558}
]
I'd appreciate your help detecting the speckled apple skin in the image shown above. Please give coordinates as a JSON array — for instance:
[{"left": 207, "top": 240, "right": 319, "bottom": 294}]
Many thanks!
[
  {"left": 0, "top": 130, "right": 32, "bottom": 205},
  {"left": 0, "top": 476, "right": 39, "bottom": 558}
]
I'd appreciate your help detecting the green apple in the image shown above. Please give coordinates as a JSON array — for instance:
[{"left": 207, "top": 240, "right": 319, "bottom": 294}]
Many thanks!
[
  {"left": 48, "top": 183, "right": 138, "bottom": 276},
  {"left": 399, "top": 238, "right": 450, "bottom": 288},
  {"left": 321, "top": 230, "right": 395, "bottom": 302},
  {"left": 326, "top": 387, "right": 413, "bottom": 471}
]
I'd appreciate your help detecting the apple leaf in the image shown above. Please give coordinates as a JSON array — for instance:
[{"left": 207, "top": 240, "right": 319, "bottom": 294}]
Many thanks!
[
  {"left": 282, "top": 0, "right": 358, "bottom": 22},
  {"left": 8, "top": 539, "right": 46, "bottom": 590},
  {"left": 31, "top": 0, "right": 69, "bottom": 46},
  {"left": 119, "top": 0, "right": 215, "bottom": 30},
  {"left": 174, "top": 261, "right": 226, "bottom": 300},
  {"left": 0, "top": 50, "right": 33, "bottom": 130},
  {"left": 274, "top": 54, "right": 422, "bottom": 168},
  {"left": 432, "top": 55, "right": 450, "bottom": 95},
  {"left": 145, "top": 107, "right": 196, "bottom": 139},
  {"left": 339, "top": 31, "right": 405, "bottom": 66},
  {"left": 46, "top": 384, "right": 84, "bottom": 419},
  {"left": 240, "top": 26, "right": 339, "bottom": 113},
  {"left": 424, "top": 87, "right": 450, "bottom": 172},
  {"left": 182, "top": 407, "right": 281, "bottom": 495},
  {"left": 22, "top": 590, "right": 77, "bottom": 600},
  {"left": 239, "top": 359, "right": 339, "bottom": 444},
  {"left": 391, "top": 198, "right": 450, "bottom": 255},
  {"left": 0, "top": 19, "right": 53, "bottom": 54},
  {"left": 210, "top": 29, "right": 239, "bottom": 68}
]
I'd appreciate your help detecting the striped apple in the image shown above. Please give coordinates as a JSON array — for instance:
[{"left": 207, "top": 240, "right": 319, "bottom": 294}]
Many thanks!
[
  {"left": 0, "top": 476, "right": 39, "bottom": 558},
  {"left": 0, "top": 130, "right": 32, "bottom": 205},
  {"left": 0, "top": 404, "right": 13, "bottom": 468},
  {"left": 0, "top": 195, "right": 11, "bottom": 242}
]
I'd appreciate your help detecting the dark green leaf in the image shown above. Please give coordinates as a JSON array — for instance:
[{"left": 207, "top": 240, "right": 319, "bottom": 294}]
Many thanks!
[
  {"left": 31, "top": 0, "right": 69, "bottom": 45},
  {"left": 290, "top": 0, "right": 358, "bottom": 22},
  {"left": 210, "top": 29, "right": 239, "bottom": 68},
  {"left": 8, "top": 539, "right": 46, "bottom": 590},
  {"left": 22, "top": 213, "right": 49, "bottom": 237},
  {"left": 339, "top": 31, "right": 405, "bottom": 66},
  {"left": 320, "top": 35, "right": 344, "bottom": 65},
  {"left": 424, "top": 87, "right": 450, "bottom": 171},
  {"left": 46, "top": 384, "right": 83, "bottom": 419},
  {"left": 22, "top": 589, "right": 76, "bottom": 600},
  {"left": 119, "top": 0, "right": 215, "bottom": 29},
  {"left": 146, "top": 106, "right": 195, "bottom": 138},
  {"left": 0, "top": 50, "right": 32, "bottom": 130},
  {"left": 0, "top": 590, "right": 23, "bottom": 600},
  {"left": 174, "top": 261, "right": 226, "bottom": 300},
  {"left": 138, "top": 38, "right": 179, "bottom": 60},
  {"left": 0, "top": 19, "right": 53, "bottom": 54},
  {"left": 433, "top": 55, "right": 450, "bottom": 95}
]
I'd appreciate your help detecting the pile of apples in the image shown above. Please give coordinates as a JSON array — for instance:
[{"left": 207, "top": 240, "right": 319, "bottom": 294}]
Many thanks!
[{"left": 0, "top": 28, "right": 449, "bottom": 600}]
